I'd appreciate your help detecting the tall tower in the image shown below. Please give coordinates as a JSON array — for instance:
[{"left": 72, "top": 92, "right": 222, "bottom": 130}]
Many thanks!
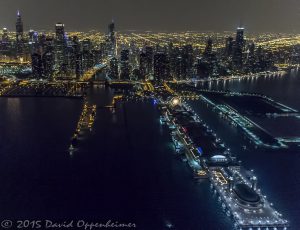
[
  {"left": 233, "top": 27, "right": 245, "bottom": 69},
  {"left": 16, "top": 10, "right": 24, "bottom": 56},
  {"left": 235, "top": 27, "right": 245, "bottom": 48},
  {"left": 108, "top": 19, "right": 116, "bottom": 56},
  {"left": 55, "top": 23, "right": 67, "bottom": 72}
]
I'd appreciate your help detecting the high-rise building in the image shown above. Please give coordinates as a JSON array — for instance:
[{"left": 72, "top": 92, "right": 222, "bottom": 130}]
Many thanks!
[
  {"left": 43, "top": 51, "right": 55, "bottom": 79},
  {"left": 110, "top": 57, "right": 119, "bottom": 79},
  {"left": 139, "top": 51, "right": 147, "bottom": 80},
  {"left": 55, "top": 23, "right": 67, "bottom": 73},
  {"left": 1, "top": 28, "right": 10, "bottom": 53},
  {"left": 236, "top": 27, "right": 245, "bottom": 47},
  {"left": 31, "top": 51, "right": 43, "bottom": 78},
  {"left": 16, "top": 10, "right": 24, "bottom": 56},
  {"left": 71, "top": 36, "right": 82, "bottom": 78},
  {"left": 182, "top": 45, "right": 194, "bottom": 78},
  {"left": 174, "top": 55, "right": 183, "bottom": 79},
  {"left": 145, "top": 46, "right": 154, "bottom": 75},
  {"left": 245, "top": 42, "right": 255, "bottom": 72},
  {"left": 233, "top": 27, "right": 245, "bottom": 69},
  {"left": 82, "top": 39, "right": 93, "bottom": 71},
  {"left": 154, "top": 52, "right": 170, "bottom": 82},
  {"left": 202, "top": 39, "right": 218, "bottom": 77},
  {"left": 196, "top": 58, "right": 209, "bottom": 78},
  {"left": 31, "top": 40, "right": 55, "bottom": 79},
  {"left": 107, "top": 20, "right": 116, "bottom": 56},
  {"left": 120, "top": 49, "right": 130, "bottom": 80},
  {"left": 28, "top": 30, "right": 39, "bottom": 54}
]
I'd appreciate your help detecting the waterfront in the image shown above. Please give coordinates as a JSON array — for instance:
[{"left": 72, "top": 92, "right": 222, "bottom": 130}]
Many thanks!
[
  {"left": 0, "top": 87, "right": 233, "bottom": 229},
  {"left": 192, "top": 69, "right": 300, "bottom": 229},
  {"left": 0, "top": 71, "right": 299, "bottom": 229}
]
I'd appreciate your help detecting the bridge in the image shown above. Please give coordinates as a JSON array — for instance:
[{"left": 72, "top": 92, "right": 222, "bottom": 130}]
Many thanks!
[{"left": 80, "top": 63, "right": 107, "bottom": 81}]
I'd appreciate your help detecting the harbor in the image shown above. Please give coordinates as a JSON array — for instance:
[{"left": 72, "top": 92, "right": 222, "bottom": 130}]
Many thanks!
[
  {"left": 155, "top": 84, "right": 289, "bottom": 229},
  {"left": 165, "top": 82, "right": 300, "bottom": 148}
]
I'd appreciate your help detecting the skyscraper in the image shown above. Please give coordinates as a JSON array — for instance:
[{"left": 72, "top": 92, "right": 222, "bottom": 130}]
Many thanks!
[
  {"left": 203, "top": 38, "right": 218, "bottom": 77},
  {"left": 16, "top": 10, "right": 24, "bottom": 56},
  {"left": 72, "top": 36, "right": 82, "bottom": 79},
  {"left": 82, "top": 39, "right": 93, "bottom": 71},
  {"left": 31, "top": 37, "right": 55, "bottom": 79},
  {"left": 145, "top": 46, "right": 154, "bottom": 75},
  {"left": 233, "top": 27, "right": 245, "bottom": 69},
  {"left": 55, "top": 23, "right": 67, "bottom": 73},
  {"left": 245, "top": 42, "right": 255, "bottom": 72},
  {"left": 110, "top": 57, "right": 119, "bottom": 79},
  {"left": 108, "top": 20, "right": 116, "bottom": 56},
  {"left": 154, "top": 52, "right": 170, "bottom": 82},
  {"left": 1, "top": 28, "right": 10, "bottom": 53},
  {"left": 139, "top": 51, "right": 147, "bottom": 80},
  {"left": 120, "top": 49, "right": 130, "bottom": 80},
  {"left": 182, "top": 45, "right": 194, "bottom": 78},
  {"left": 31, "top": 51, "right": 43, "bottom": 78}
]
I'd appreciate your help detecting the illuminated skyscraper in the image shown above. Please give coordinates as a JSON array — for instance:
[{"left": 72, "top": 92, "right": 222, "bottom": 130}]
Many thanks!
[
  {"left": 31, "top": 37, "right": 55, "bottom": 79},
  {"left": 233, "top": 27, "right": 245, "bottom": 69},
  {"left": 55, "top": 23, "right": 67, "bottom": 73},
  {"left": 1, "top": 28, "right": 10, "bottom": 53},
  {"left": 31, "top": 51, "right": 43, "bottom": 78},
  {"left": 16, "top": 10, "right": 24, "bottom": 56},
  {"left": 82, "top": 39, "right": 93, "bottom": 71},
  {"left": 236, "top": 27, "right": 245, "bottom": 47},
  {"left": 108, "top": 20, "right": 116, "bottom": 56},
  {"left": 245, "top": 42, "right": 255, "bottom": 72},
  {"left": 71, "top": 36, "right": 82, "bottom": 79},
  {"left": 28, "top": 30, "right": 39, "bottom": 54},
  {"left": 145, "top": 46, "right": 154, "bottom": 75}
]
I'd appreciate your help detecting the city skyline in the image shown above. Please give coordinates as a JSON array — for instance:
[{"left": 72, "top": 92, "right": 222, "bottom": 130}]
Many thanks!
[
  {"left": 0, "top": 1, "right": 299, "bottom": 229},
  {"left": 0, "top": 0, "right": 300, "bottom": 33}
]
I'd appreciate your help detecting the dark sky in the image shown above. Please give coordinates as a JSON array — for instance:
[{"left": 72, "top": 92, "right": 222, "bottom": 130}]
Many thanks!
[{"left": 0, "top": 0, "right": 299, "bottom": 33}]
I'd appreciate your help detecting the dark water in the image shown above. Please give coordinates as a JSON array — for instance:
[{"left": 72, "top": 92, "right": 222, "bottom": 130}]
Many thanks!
[
  {"left": 0, "top": 70, "right": 299, "bottom": 229},
  {"left": 0, "top": 86, "right": 232, "bottom": 230}
]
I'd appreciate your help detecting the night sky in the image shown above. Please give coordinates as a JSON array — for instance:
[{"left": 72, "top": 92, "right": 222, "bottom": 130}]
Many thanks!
[{"left": 0, "top": 0, "right": 299, "bottom": 33}]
